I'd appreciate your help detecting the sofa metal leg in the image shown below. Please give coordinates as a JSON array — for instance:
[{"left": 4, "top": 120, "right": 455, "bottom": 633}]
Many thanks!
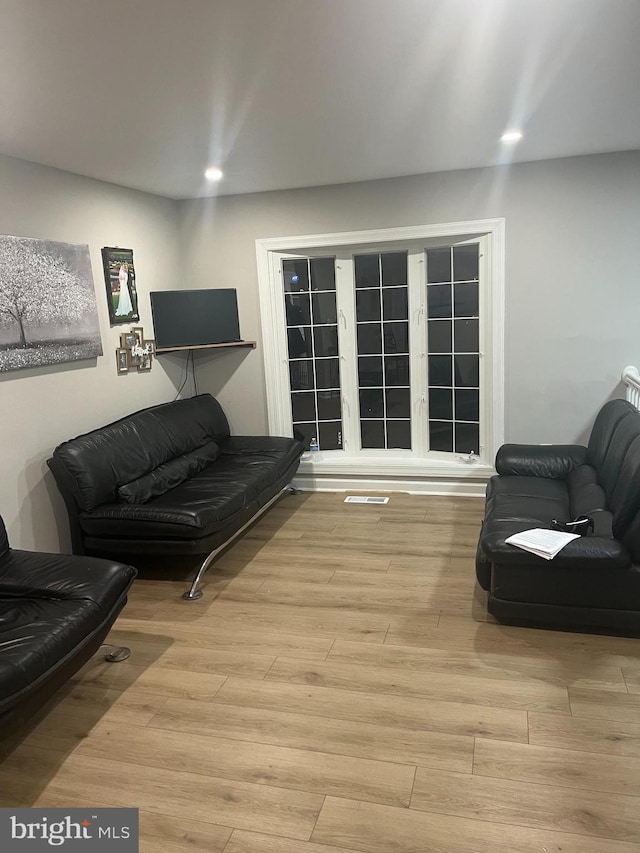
[
  {"left": 99, "top": 643, "right": 131, "bottom": 663},
  {"left": 182, "top": 482, "right": 299, "bottom": 601}
]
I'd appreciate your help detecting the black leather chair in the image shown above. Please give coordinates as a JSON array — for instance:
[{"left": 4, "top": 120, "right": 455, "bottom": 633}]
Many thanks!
[
  {"left": 476, "top": 398, "right": 640, "bottom": 631},
  {"left": 0, "top": 514, "right": 136, "bottom": 733}
]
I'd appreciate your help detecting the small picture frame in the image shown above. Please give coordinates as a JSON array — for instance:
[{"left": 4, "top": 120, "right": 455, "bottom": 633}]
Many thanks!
[
  {"left": 137, "top": 351, "right": 153, "bottom": 372},
  {"left": 131, "top": 326, "right": 144, "bottom": 345},
  {"left": 116, "top": 348, "right": 129, "bottom": 374},
  {"left": 120, "top": 331, "right": 138, "bottom": 349},
  {"left": 142, "top": 339, "right": 156, "bottom": 357}
]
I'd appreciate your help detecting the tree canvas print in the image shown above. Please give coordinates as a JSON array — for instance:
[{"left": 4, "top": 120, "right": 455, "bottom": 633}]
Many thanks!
[
  {"left": 0, "top": 235, "right": 103, "bottom": 373},
  {"left": 102, "top": 246, "right": 139, "bottom": 324}
]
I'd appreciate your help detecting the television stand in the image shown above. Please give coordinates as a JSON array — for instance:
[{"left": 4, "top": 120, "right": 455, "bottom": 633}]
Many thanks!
[{"left": 155, "top": 341, "right": 256, "bottom": 354}]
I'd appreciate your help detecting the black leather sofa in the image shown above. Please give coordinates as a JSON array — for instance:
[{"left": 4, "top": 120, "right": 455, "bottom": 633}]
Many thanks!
[
  {"left": 0, "top": 513, "right": 136, "bottom": 733},
  {"left": 48, "top": 394, "right": 304, "bottom": 600},
  {"left": 476, "top": 398, "right": 640, "bottom": 631}
]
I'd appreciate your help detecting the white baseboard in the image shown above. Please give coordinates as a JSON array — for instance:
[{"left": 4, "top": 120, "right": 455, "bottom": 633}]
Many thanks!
[{"left": 291, "top": 473, "right": 487, "bottom": 498}]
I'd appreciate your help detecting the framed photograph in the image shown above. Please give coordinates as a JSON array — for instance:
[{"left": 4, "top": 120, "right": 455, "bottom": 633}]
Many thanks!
[
  {"left": 102, "top": 247, "right": 139, "bottom": 326},
  {"left": 131, "top": 326, "right": 144, "bottom": 345},
  {"left": 137, "top": 350, "right": 153, "bottom": 372},
  {"left": 142, "top": 339, "right": 156, "bottom": 357},
  {"left": 116, "top": 347, "right": 129, "bottom": 374},
  {"left": 120, "top": 331, "right": 137, "bottom": 349}
]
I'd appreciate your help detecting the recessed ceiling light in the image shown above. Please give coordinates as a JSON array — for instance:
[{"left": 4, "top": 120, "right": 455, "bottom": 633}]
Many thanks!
[
  {"left": 204, "top": 167, "right": 223, "bottom": 181},
  {"left": 500, "top": 130, "right": 523, "bottom": 143}
]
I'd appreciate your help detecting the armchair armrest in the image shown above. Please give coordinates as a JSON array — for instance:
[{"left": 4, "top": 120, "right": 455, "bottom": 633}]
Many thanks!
[{"left": 495, "top": 444, "right": 587, "bottom": 479}]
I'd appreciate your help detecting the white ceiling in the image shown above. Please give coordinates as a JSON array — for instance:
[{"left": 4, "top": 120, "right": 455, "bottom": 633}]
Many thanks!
[{"left": 1, "top": 0, "right": 639, "bottom": 199}]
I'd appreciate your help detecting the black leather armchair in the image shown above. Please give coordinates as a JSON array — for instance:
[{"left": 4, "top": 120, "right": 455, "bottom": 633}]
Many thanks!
[
  {"left": 476, "top": 398, "right": 640, "bottom": 631},
  {"left": 0, "top": 514, "right": 136, "bottom": 733}
]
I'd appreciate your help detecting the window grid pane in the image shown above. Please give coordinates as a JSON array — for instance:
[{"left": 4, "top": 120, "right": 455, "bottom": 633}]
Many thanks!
[
  {"left": 284, "top": 257, "right": 343, "bottom": 452},
  {"left": 356, "top": 251, "right": 411, "bottom": 449},
  {"left": 426, "top": 244, "right": 480, "bottom": 455}
]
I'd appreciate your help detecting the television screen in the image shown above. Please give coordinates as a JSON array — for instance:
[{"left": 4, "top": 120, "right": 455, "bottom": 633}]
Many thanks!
[{"left": 150, "top": 289, "right": 241, "bottom": 349}]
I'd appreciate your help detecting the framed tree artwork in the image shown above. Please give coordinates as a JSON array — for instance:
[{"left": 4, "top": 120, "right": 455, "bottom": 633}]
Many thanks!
[
  {"left": 102, "top": 247, "right": 139, "bottom": 325},
  {"left": 0, "top": 235, "right": 102, "bottom": 373}
]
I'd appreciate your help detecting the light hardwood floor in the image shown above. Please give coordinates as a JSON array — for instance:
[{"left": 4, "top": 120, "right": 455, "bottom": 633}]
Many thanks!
[{"left": 3, "top": 492, "right": 640, "bottom": 852}]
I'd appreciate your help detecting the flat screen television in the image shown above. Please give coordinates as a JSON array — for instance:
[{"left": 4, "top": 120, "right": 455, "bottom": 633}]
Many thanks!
[{"left": 150, "top": 289, "right": 241, "bottom": 349}]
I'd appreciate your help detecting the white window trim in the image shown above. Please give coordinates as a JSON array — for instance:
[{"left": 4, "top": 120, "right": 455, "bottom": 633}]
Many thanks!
[{"left": 255, "top": 218, "right": 505, "bottom": 491}]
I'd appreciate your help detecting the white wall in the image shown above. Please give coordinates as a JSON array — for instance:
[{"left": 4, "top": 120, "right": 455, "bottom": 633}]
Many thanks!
[
  {"left": 177, "top": 150, "right": 640, "bottom": 447},
  {"left": 0, "top": 155, "right": 182, "bottom": 550}
]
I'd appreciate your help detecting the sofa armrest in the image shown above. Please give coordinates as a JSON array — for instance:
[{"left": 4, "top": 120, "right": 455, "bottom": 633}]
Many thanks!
[
  {"left": 483, "top": 531, "right": 630, "bottom": 570},
  {"left": 495, "top": 444, "right": 587, "bottom": 479}
]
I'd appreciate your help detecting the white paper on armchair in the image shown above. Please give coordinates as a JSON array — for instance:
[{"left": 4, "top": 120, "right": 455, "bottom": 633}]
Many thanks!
[{"left": 504, "top": 528, "right": 580, "bottom": 560}]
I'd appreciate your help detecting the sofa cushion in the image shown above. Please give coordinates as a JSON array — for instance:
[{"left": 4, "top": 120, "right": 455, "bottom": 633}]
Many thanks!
[
  {"left": 79, "top": 438, "right": 303, "bottom": 540},
  {"left": 117, "top": 440, "right": 219, "bottom": 504},
  {"left": 587, "top": 398, "right": 637, "bottom": 470},
  {"left": 607, "top": 434, "right": 640, "bottom": 539},
  {"left": 486, "top": 475, "right": 568, "bottom": 503},
  {"left": 597, "top": 410, "right": 640, "bottom": 501},
  {"left": 51, "top": 395, "right": 230, "bottom": 512}
]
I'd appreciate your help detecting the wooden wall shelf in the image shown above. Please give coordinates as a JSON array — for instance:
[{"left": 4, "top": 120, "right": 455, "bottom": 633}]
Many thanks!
[{"left": 156, "top": 341, "right": 256, "bottom": 355}]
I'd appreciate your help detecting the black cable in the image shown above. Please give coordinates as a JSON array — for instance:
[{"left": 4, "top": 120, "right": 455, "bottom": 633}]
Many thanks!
[
  {"left": 192, "top": 350, "right": 199, "bottom": 396},
  {"left": 173, "top": 352, "right": 190, "bottom": 401}
]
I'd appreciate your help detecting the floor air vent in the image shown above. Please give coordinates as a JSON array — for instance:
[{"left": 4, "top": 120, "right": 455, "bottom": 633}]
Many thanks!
[{"left": 344, "top": 496, "right": 389, "bottom": 504}]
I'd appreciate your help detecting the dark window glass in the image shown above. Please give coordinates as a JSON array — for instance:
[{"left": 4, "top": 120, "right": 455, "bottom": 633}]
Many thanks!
[
  {"left": 454, "top": 355, "right": 479, "bottom": 388},
  {"left": 427, "top": 248, "right": 451, "bottom": 283},
  {"left": 381, "top": 252, "right": 407, "bottom": 287},
  {"left": 289, "top": 360, "right": 314, "bottom": 391},
  {"left": 285, "top": 294, "right": 310, "bottom": 326},
  {"left": 429, "top": 420, "right": 454, "bottom": 452},
  {"left": 317, "top": 390, "right": 341, "bottom": 421},
  {"left": 312, "top": 292, "right": 337, "bottom": 324},
  {"left": 319, "top": 421, "right": 343, "bottom": 450},
  {"left": 429, "top": 387, "right": 453, "bottom": 420},
  {"left": 292, "top": 422, "right": 316, "bottom": 450},
  {"left": 429, "top": 355, "right": 452, "bottom": 387},
  {"left": 359, "top": 388, "right": 384, "bottom": 418},
  {"left": 455, "top": 389, "right": 479, "bottom": 422},
  {"left": 355, "top": 254, "right": 380, "bottom": 288},
  {"left": 427, "top": 284, "right": 452, "bottom": 318},
  {"left": 361, "top": 420, "right": 385, "bottom": 448},
  {"left": 383, "top": 321, "right": 409, "bottom": 354},
  {"left": 357, "top": 323, "right": 382, "bottom": 355},
  {"left": 454, "top": 319, "right": 479, "bottom": 352},
  {"left": 291, "top": 392, "right": 316, "bottom": 422},
  {"left": 382, "top": 287, "right": 408, "bottom": 320},
  {"left": 310, "top": 257, "right": 335, "bottom": 291},
  {"left": 315, "top": 358, "right": 340, "bottom": 389},
  {"left": 358, "top": 356, "right": 383, "bottom": 387},
  {"left": 384, "top": 355, "right": 409, "bottom": 386},
  {"left": 283, "top": 259, "right": 309, "bottom": 292},
  {"left": 386, "top": 420, "right": 411, "bottom": 449},
  {"left": 453, "top": 282, "right": 479, "bottom": 317},
  {"left": 455, "top": 422, "right": 480, "bottom": 455},
  {"left": 453, "top": 245, "right": 479, "bottom": 282},
  {"left": 288, "top": 327, "right": 312, "bottom": 359},
  {"left": 428, "top": 320, "right": 452, "bottom": 354},
  {"left": 356, "top": 289, "right": 381, "bottom": 322},
  {"left": 386, "top": 388, "right": 410, "bottom": 418},
  {"left": 313, "top": 326, "right": 339, "bottom": 357}
]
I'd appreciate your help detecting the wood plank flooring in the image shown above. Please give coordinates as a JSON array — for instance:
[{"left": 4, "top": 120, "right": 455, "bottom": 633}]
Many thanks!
[{"left": 2, "top": 491, "right": 640, "bottom": 852}]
